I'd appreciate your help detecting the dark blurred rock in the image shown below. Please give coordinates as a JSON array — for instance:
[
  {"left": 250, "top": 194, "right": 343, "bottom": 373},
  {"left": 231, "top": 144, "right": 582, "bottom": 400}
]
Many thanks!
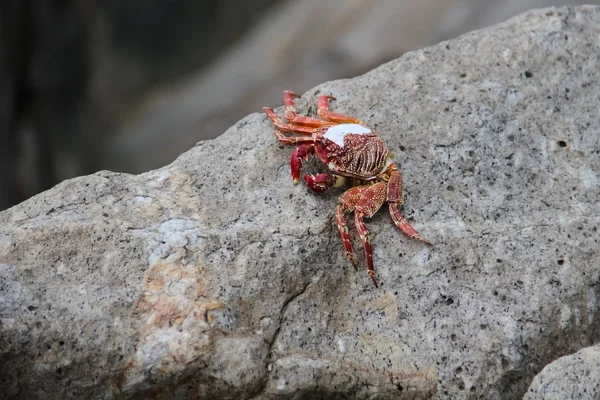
[
  {"left": 0, "top": 0, "right": 99, "bottom": 211},
  {"left": 0, "top": 0, "right": 283, "bottom": 212},
  {"left": 0, "top": 2, "right": 29, "bottom": 210},
  {"left": 98, "top": 0, "right": 282, "bottom": 113}
]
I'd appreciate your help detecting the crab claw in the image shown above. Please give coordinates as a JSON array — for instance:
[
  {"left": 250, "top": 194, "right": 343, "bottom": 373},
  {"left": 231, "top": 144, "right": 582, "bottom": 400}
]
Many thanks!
[
  {"left": 291, "top": 144, "right": 313, "bottom": 182},
  {"left": 304, "top": 173, "right": 344, "bottom": 192},
  {"left": 304, "top": 174, "right": 330, "bottom": 192}
]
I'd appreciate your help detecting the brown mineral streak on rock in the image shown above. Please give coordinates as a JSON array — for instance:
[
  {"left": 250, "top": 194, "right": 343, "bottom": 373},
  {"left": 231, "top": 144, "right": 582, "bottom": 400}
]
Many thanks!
[
  {"left": 366, "top": 291, "right": 400, "bottom": 322},
  {"left": 120, "top": 257, "right": 222, "bottom": 386}
]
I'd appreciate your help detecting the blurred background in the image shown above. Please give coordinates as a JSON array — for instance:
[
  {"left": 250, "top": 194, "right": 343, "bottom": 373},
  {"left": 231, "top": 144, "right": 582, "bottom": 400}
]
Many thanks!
[{"left": 0, "top": 0, "right": 596, "bottom": 211}]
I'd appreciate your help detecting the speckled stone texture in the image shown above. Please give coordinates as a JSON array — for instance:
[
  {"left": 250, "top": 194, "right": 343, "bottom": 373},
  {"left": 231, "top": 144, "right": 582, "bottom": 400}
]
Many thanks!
[
  {"left": 524, "top": 344, "right": 600, "bottom": 399},
  {"left": 1, "top": 5, "right": 599, "bottom": 399}
]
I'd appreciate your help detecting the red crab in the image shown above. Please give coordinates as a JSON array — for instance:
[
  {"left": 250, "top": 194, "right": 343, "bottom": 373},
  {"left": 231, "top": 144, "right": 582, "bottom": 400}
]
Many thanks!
[{"left": 263, "top": 90, "right": 431, "bottom": 287}]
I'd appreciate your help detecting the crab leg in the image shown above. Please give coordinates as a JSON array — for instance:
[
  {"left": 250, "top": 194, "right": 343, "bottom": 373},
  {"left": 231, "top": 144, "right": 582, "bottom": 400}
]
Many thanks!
[
  {"left": 336, "top": 185, "right": 372, "bottom": 266},
  {"left": 387, "top": 169, "right": 431, "bottom": 245},
  {"left": 272, "top": 130, "right": 314, "bottom": 145},
  {"left": 317, "top": 94, "right": 363, "bottom": 124},
  {"left": 283, "top": 91, "right": 334, "bottom": 127},
  {"left": 336, "top": 205, "right": 354, "bottom": 266},
  {"left": 263, "top": 107, "right": 317, "bottom": 135},
  {"left": 354, "top": 182, "right": 388, "bottom": 287}
]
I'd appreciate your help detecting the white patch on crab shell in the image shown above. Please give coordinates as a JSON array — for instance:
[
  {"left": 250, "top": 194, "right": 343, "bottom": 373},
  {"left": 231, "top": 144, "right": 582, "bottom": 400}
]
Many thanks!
[{"left": 323, "top": 124, "right": 371, "bottom": 147}]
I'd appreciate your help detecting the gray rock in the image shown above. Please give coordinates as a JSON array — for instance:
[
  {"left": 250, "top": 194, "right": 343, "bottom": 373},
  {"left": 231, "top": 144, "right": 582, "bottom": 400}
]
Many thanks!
[
  {"left": 1, "top": 5, "right": 600, "bottom": 399},
  {"left": 524, "top": 344, "right": 600, "bottom": 399}
]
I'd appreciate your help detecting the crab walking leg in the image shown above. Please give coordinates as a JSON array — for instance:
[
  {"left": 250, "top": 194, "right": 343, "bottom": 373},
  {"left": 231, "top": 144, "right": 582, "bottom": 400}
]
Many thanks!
[
  {"left": 335, "top": 205, "right": 354, "bottom": 265},
  {"left": 386, "top": 169, "right": 431, "bottom": 245},
  {"left": 263, "top": 107, "right": 316, "bottom": 135},
  {"left": 354, "top": 214, "right": 376, "bottom": 286},
  {"left": 317, "top": 94, "right": 363, "bottom": 124},
  {"left": 283, "top": 90, "right": 299, "bottom": 116},
  {"left": 354, "top": 182, "right": 388, "bottom": 287},
  {"left": 336, "top": 185, "right": 372, "bottom": 265},
  {"left": 388, "top": 205, "right": 431, "bottom": 245},
  {"left": 303, "top": 173, "right": 346, "bottom": 192},
  {"left": 272, "top": 130, "right": 315, "bottom": 145},
  {"left": 283, "top": 91, "right": 334, "bottom": 127}
]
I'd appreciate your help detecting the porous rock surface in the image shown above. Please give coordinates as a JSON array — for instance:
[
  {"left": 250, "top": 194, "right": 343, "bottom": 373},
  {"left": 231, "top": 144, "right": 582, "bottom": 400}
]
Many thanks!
[
  {"left": 524, "top": 343, "right": 600, "bottom": 399},
  {"left": 1, "top": 5, "right": 600, "bottom": 399}
]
